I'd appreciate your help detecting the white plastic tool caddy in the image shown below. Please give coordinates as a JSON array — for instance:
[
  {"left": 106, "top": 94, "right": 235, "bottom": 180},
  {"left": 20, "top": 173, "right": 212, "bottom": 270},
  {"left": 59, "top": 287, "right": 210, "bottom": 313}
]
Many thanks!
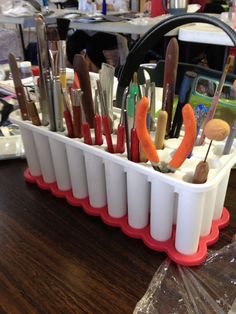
[{"left": 11, "top": 13, "right": 236, "bottom": 266}]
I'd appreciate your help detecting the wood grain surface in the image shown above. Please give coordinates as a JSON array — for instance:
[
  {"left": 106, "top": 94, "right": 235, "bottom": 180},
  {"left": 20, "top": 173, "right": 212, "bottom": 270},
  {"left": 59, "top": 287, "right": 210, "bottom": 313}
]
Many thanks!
[{"left": 0, "top": 159, "right": 235, "bottom": 314}]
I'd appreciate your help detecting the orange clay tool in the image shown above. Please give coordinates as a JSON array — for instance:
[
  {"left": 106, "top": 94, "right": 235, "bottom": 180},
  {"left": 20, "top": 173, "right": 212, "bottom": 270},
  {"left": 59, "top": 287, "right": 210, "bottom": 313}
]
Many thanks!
[
  {"left": 168, "top": 104, "right": 197, "bottom": 170},
  {"left": 135, "top": 96, "right": 160, "bottom": 168},
  {"left": 136, "top": 100, "right": 197, "bottom": 172}
]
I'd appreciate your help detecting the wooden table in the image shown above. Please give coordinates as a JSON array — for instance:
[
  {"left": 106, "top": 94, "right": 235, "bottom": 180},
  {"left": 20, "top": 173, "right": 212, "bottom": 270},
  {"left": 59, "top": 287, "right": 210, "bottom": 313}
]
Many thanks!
[{"left": 0, "top": 158, "right": 235, "bottom": 313}]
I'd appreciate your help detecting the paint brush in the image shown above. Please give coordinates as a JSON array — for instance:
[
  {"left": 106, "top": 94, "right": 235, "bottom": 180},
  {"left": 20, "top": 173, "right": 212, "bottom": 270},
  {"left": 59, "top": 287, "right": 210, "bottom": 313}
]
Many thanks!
[
  {"left": 73, "top": 54, "right": 94, "bottom": 127},
  {"left": 162, "top": 38, "right": 179, "bottom": 134},
  {"left": 198, "top": 57, "right": 231, "bottom": 145}
]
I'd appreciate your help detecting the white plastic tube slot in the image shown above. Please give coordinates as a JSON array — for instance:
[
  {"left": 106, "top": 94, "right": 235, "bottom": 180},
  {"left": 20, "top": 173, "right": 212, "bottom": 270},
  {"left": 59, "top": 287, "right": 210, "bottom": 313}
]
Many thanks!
[
  {"left": 84, "top": 151, "right": 107, "bottom": 208},
  {"left": 200, "top": 187, "right": 217, "bottom": 236},
  {"left": 175, "top": 191, "right": 205, "bottom": 255},
  {"left": 150, "top": 178, "right": 175, "bottom": 241},
  {"left": 49, "top": 138, "right": 71, "bottom": 191},
  {"left": 213, "top": 169, "right": 231, "bottom": 220},
  {"left": 66, "top": 144, "right": 88, "bottom": 199},
  {"left": 104, "top": 159, "right": 127, "bottom": 218},
  {"left": 126, "top": 168, "right": 150, "bottom": 229},
  {"left": 33, "top": 132, "right": 55, "bottom": 183},
  {"left": 20, "top": 127, "right": 41, "bottom": 176}
]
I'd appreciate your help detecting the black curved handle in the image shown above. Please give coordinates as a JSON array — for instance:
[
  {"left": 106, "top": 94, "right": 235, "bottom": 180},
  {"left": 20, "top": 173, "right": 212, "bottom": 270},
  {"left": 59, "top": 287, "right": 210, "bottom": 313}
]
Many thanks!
[{"left": 116, "top": 13, "right": 236, "bottom": 107}]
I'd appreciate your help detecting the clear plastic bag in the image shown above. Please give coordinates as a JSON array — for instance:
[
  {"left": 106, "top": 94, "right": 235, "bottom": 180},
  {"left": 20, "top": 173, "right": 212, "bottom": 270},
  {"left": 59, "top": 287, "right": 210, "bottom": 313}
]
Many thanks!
[{"left": 134, "top": 240, "right": 236, "bottom": 314}]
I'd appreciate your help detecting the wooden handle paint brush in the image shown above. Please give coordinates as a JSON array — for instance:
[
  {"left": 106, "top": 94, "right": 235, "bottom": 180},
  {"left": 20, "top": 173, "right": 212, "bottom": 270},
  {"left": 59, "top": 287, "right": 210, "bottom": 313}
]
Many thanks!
[
  {"left": 71, "top": 88, "right": 83, "bottom": 138},
  {"left": 58, "top": 40, "right": 67, "bottom": 89},
  {"left": 199, "top": 57, "right": 231, "bottom": 145},
  {"left": 162, "top": 38, "right": 179, "bottom": 134},
  {"left": 35, "top": 14, "right": 50, "bottom": 126},
  {"left": 24, "top": 87, "right": 41, "bottom": 126},
  {"left": 154, "top": 110, "right": 168, "bottom": 149},
  {"left": 8, "top": 53, "right": 29, "bottom": 121},
  {"left": 73, "top": 54, "right": 94, "bottom": 128},
  {"left": 48, "top": 42, "right": 64, "bottom": 132}
]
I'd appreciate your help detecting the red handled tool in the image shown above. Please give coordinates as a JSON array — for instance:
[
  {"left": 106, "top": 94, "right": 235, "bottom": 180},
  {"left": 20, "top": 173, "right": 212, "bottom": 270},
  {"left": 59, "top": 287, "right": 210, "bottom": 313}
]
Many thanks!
[
  {"left": 79, "top": 92, "right": 92, "bottom": 145},
  {"left": 96, "top": 79, "right": 114, "bottom": 153},
  {"left": 71, "top": 88, "right": 83, "bottom": 138},
  {"left": 82, "top": 122, "right": 93, "bottom": 145},
  {"left": 130, "top": 94, "right": 139, "bottom": 162},
  {"left": 115, "top": 87, "right": 129, "bottom": 154},
  {"left": 94, "top": 89, "right": 103, "bottom": 146},
  {"left": 62, "top": 89, "right": 73, "bottom": 138}
]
